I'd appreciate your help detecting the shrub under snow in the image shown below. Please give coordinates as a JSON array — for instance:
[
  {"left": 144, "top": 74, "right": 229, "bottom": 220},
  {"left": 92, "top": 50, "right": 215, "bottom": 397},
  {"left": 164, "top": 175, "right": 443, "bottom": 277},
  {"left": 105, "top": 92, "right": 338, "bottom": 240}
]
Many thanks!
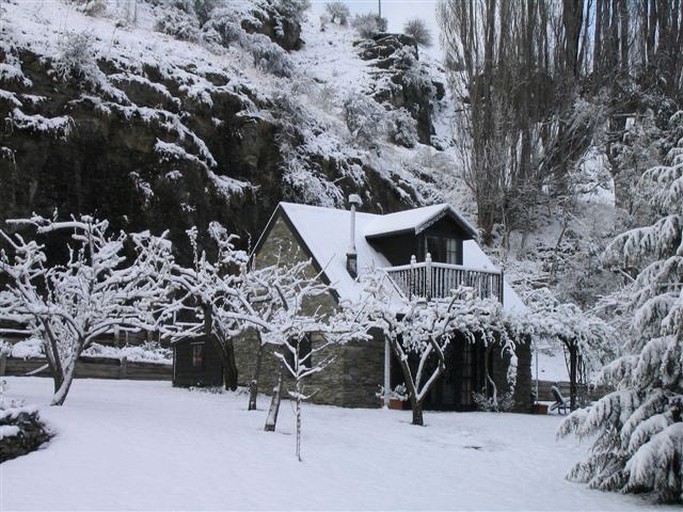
[
  {"left": 351, "top": 13, "right": 387, "bottom": 39},
  {"left": 0, "top": 385, "right": 52, "bottom": 464}
]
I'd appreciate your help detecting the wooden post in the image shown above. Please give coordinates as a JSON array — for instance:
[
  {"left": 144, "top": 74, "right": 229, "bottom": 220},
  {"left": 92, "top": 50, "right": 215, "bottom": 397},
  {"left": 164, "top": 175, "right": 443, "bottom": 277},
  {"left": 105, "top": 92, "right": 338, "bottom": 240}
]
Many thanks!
[
  {"left": 383, "top": 337, "right": 391, "bottom": 408},
  {"left": 425, "top": 253, "right": 432, "bottom": 301},
  {"left": 119, "top": 356, "right": 128, "bottom": 379},
  {"left": 0, "top": 352, "right": 6, "bottom": 377},
  {"left": 499, "top": 269, "right": 505, "bottom": 306},
  {"left": 409, "top": 255, "right": 416, "bottom": 299}
]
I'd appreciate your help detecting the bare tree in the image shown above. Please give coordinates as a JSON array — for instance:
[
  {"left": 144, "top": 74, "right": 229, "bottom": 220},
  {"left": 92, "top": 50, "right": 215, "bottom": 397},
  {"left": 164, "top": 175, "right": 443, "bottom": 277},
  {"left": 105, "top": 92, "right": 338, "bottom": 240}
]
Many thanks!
[
  {"left": 157, "top": 223, "right": 265, "bottom": 391},
  {"left": 0, "top": 215, "right": 173, "bottom": 405},
  {"left": 351, "top": 272, "right": 515, "bottom": 425}
]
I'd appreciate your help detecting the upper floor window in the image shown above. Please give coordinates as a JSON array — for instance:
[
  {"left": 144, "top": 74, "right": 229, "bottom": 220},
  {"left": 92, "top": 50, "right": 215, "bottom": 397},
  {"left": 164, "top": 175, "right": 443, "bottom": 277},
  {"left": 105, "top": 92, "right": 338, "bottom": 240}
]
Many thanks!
[{"left": 426, "top": 236, "right": 461, "bottom": 265}]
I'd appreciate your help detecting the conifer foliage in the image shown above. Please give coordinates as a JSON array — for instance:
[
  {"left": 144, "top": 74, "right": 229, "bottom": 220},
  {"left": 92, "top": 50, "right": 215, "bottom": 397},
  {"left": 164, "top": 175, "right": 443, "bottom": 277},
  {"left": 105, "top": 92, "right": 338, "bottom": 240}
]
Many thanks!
[{"left": 558, "top": 111, "right": 683, "bottom": 502}]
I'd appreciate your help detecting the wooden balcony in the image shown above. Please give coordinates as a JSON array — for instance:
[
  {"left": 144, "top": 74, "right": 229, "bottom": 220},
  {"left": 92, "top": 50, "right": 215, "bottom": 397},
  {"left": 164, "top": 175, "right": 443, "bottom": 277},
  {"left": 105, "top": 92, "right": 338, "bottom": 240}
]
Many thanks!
[{"left": 384, "top": 255, "right": 504, "bottom": 303}]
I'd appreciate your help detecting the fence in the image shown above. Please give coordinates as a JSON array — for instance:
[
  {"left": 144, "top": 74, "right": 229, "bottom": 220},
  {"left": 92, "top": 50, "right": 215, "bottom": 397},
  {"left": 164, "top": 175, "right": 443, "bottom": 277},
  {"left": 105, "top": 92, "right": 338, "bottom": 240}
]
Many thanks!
[{"left": 0, "top": 354, "right": 172, "bottom": 381}]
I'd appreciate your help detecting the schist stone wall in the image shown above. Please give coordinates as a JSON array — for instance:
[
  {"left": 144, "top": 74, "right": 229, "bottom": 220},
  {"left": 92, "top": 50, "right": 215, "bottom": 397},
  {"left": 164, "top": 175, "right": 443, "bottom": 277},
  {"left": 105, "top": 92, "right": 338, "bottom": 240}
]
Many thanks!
[{"left": 232, "top": 213, "right": 385, "bottom": 408}]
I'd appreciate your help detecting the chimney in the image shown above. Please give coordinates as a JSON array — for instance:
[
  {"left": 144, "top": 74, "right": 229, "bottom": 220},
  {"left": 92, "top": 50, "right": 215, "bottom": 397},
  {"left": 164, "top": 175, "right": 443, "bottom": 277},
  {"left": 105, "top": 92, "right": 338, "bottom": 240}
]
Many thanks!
[{"left": 346, "top": 194, "right": 362, "bottom": 278}]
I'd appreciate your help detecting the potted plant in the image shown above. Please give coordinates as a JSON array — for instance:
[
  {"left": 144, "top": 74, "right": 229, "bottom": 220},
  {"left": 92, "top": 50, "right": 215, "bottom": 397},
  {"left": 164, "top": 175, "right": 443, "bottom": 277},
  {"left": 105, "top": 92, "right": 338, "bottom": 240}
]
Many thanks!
[
  {"left": 376, "top": 384, "right": 410, "bottom": 409},
  {"left": 388, "top": 384, "right": 409, "bottom": 410}
]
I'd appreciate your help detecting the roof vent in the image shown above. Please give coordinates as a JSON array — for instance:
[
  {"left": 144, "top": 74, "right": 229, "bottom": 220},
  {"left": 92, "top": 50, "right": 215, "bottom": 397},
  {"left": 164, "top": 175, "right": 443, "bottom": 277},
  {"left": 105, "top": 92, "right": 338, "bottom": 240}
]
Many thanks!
[{"left": 346, "top": 194, "right": 362, "bottom": 278}]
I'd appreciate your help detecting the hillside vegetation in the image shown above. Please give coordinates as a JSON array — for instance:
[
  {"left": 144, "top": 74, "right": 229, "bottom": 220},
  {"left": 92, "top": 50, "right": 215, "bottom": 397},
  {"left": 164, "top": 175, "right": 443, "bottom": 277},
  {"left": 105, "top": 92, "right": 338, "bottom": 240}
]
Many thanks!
[{"left": 0, "top": 0, "right": 462, "bottom": 262}]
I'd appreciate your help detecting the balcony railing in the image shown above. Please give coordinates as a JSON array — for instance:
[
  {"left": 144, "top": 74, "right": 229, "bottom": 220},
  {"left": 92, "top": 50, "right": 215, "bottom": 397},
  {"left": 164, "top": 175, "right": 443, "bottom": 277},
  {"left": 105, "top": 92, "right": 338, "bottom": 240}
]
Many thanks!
[{"left": 384, "top": 255, "right": 504, "bottom": 303}]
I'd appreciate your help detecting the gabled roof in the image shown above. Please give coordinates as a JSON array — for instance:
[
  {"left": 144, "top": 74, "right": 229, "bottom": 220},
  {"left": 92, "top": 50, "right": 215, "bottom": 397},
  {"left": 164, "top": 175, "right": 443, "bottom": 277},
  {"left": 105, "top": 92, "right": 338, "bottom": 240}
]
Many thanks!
[
  {"left": 364, "top": 204, "right": 478, "bottom": 240},
  {"left": 254, "top": 202, "right": 525, "bottom": 314}
]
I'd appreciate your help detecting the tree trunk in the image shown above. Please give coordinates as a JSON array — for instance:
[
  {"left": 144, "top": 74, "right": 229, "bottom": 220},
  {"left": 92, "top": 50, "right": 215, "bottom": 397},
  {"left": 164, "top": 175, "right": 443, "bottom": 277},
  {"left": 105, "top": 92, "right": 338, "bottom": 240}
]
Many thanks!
[
  {"left": 248, "top": 336, "right": 264, "bottom": 411},
  {"left": 50, "top": 362, "right": 76, "bottom": 406},
  {"left": 264, "top": 367, "right": 283, "bottom": 432},
  {"left": 221, "top": 338, "right": 238, "bottom": 391},
  {"left": 410, "top": 397, "right": 425, "bottom": 426},
  {"left": 295, "top": 378, "right": 303, "bottom": 461},
  {"left": 568, "top": 343, "right": 578, "bottom": 411},
  {"left": 203, "top": 305, "right": 238, "bottom": 391}
]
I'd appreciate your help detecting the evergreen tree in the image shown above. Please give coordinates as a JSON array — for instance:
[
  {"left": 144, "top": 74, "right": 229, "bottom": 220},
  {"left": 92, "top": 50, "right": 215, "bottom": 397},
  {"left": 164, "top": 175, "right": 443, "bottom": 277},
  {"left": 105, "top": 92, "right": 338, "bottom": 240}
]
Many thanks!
[{"left": 558, "top": 111, "right": 683, "bottom": 502}]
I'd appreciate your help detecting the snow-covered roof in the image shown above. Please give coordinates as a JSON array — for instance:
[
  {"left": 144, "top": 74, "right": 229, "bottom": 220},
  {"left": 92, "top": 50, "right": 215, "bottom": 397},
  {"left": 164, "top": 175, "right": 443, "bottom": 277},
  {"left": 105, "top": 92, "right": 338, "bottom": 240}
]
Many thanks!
[
  {"left": 364, "top": 204, "right": 478, "bottom": 239},
  {"left": 264, "top": 202, "right": 525, "bottom": 313}
]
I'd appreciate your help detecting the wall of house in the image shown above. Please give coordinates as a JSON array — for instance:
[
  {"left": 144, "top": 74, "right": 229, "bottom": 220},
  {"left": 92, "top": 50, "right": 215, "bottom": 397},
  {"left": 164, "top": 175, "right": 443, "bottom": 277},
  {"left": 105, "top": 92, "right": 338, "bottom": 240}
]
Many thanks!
[
  {"left": 367, "top": 233, "right": 420, "bottom": 267},
  {"left": 173, "top": 337, "right": 224, "bottom": 388},
  {"left": 235, "top": 329, "right": 384, "bottom": 408},
  {"left": 233, "top": 213, "right": 385, "bottom": 408}
]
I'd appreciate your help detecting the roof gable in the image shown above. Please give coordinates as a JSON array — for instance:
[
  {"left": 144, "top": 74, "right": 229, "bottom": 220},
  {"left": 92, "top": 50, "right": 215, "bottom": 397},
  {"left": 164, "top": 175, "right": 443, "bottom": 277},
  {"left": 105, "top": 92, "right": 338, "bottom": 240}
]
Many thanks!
[{"left": 364, "top": 204, "right": 478, "bottom": 240}]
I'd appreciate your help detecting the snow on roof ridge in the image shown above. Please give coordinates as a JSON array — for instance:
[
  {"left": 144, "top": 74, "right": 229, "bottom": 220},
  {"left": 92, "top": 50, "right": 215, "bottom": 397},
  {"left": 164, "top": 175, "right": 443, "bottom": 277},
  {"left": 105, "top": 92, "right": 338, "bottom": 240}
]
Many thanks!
[{"left": 363, "top": 203, "right": 478, "bottom": 239}]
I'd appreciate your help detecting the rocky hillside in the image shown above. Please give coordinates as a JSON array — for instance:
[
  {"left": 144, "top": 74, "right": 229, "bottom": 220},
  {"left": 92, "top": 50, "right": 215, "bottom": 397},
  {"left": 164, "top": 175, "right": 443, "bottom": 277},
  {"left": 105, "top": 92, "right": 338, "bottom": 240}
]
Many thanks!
[{"left": 0, "top": 0, "right": 462, "bottom": 258}]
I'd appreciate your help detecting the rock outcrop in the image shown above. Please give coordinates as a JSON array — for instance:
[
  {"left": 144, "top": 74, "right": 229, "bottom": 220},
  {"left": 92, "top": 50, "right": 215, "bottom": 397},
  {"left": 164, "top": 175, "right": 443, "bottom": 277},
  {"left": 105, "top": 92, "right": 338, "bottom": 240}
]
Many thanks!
[{"left": 355, "top": 33, "right": 446, "bottom": 146}]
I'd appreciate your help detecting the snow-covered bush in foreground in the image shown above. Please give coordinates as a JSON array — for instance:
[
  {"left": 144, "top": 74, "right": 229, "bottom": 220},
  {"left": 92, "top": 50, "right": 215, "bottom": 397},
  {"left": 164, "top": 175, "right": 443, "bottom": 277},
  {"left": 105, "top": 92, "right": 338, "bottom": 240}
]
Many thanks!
[
  {"left": 558, "top": 111, "right": 683, "bottom": 503},
  {"left": 0, "top": 382, "right": 52, "bottom": 463}
]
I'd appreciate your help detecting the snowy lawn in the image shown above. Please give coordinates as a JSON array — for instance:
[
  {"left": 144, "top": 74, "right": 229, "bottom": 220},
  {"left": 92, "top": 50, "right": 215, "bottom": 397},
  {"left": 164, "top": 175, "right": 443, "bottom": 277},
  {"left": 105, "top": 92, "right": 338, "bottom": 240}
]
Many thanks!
[{"left": 1, "top": 377, "right": 673, "bottom": 511}]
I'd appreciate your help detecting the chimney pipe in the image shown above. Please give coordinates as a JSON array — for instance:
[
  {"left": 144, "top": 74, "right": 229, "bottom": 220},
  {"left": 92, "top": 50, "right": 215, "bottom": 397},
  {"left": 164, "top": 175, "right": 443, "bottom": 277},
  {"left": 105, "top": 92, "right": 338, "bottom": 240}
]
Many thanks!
[{"left": 346, "top": 194, "right": 362, "bottom": 278}]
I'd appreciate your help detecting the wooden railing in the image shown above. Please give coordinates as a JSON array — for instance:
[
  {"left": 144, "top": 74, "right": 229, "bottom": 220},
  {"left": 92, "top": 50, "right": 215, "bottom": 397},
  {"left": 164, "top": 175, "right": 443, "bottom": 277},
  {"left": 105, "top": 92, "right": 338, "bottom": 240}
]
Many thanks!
[{"left": 384, "top": 255, "right": 504, "bottom": 303}]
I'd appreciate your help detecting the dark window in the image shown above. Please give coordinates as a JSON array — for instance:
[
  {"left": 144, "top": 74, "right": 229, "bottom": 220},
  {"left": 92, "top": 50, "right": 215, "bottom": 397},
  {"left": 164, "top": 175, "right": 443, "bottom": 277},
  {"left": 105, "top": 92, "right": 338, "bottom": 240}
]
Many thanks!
[
  {"left": 192, "top": 343, "right": 204, "bottom": 368},
  {"left": 426, "top": 236, "right": 462, "bottom": 265},
  {"left": 285, "top": 334, "right": 312, "bottom": 372}
]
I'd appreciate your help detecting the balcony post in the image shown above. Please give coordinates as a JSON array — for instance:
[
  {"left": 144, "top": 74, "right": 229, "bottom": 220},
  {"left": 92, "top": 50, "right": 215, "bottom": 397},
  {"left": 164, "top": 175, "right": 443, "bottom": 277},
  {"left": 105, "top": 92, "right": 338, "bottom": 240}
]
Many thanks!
[
  {"left": 425, "top": 253, "right": 432, "bottom": 301},
  {"left": 409, "top": 255, "right": 416, "bottom": 299}
]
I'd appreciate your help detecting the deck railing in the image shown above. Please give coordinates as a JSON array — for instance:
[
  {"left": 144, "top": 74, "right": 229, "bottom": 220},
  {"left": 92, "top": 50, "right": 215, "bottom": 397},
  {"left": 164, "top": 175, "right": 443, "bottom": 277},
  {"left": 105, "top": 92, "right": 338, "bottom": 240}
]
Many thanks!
[{"left": 384, "top": 254, "right": 504, "bottom": 303}]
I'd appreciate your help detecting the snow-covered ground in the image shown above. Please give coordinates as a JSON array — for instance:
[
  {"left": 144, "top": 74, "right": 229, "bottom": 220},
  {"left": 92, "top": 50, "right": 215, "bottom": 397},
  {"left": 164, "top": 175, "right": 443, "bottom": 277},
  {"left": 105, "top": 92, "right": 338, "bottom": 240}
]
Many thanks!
[{"left": 1, "top": 377, "right": 672, "bottom": 511}]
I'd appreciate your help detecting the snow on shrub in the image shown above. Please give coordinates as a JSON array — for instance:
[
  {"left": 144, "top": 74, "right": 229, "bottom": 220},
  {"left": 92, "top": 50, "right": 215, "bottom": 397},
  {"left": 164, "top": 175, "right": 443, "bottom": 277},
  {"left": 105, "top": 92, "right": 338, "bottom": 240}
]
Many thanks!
[
  {"left": 248, "top": 34, "right": 293, "bottom": 78},
  {"left": 403, "top": 17, "right": 432, "bottom": 48},
  {"left": 388, "top": 108, "right": 418, "bottom": 148},
  {"left": 7, "top": 109, "right": 74, "bottom": 140},
  {"left": 282, "top": 156, "right": 344, "bottom": 207},
  {"left": 325, "top": 1, "right": 350, "bottom": 26},
  {"left": 51, "top": 30, "right": 103, "bottom": 87},
  {"left": 70, "top": 0, "right": 107, "bottom": 17},
  {"left": 343, "top": 95, "right": 386, "bottom": 143},
  {"left": 8, "top": 337, "right": 44, "bottom": 359},
  {"left": 83, "top": 341, "right": 172, "bottom": 364},
  {"left": 155, "top": 6, "right": 201, "bottom": 42},
  {"left": 274, "top": 0, "right": 311, "bottom": 24},
  {"left": 0, "top": 383, "right": 52, "bottom": 464},
  {"left": 351, "top": 13, "right": 387, "bottom": 39},
  {"left": 201, "top": 8, "right": 246, "bottom": 48}
]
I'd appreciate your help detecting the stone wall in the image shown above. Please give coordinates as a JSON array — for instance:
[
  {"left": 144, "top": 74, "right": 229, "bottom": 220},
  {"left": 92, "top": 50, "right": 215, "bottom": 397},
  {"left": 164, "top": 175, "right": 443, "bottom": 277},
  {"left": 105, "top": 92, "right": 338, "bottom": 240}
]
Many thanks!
[{"left": 234, "top": 211, "right": 384, "bottom": 408}]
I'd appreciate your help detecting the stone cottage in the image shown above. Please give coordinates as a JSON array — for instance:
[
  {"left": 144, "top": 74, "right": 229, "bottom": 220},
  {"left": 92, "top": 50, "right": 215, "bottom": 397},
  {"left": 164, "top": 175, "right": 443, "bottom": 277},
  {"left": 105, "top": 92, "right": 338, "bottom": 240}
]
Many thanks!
[{"left": 174, "top": 200, "right": 531, "bottom": 411}]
